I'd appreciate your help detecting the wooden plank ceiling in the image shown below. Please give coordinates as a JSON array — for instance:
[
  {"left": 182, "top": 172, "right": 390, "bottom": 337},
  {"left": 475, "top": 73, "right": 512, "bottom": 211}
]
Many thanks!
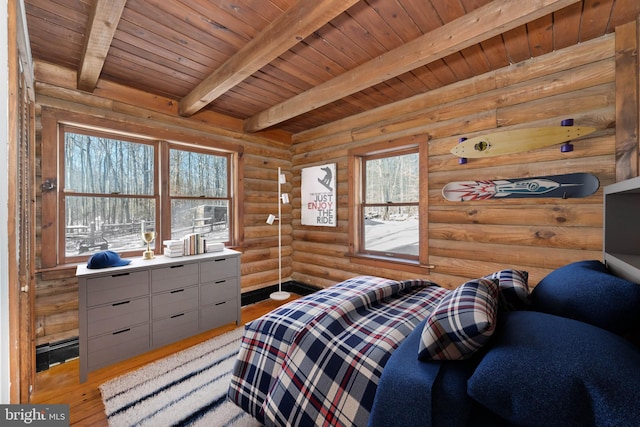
[{"left": 24, "top": 0, "right": 640, "bottom": 135}]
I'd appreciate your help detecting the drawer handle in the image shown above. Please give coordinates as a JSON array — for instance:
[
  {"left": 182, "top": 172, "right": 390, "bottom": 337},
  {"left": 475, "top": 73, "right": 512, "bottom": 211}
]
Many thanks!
[
  {"left": 171, "top": 313, "right": 185, "bottom": 319},
  {"left": 112, "top": 300, "right": 130, "bottom": 306},
  {"left": 215, "top": 280, "right": 226, "bottom": 284},
  {"left": 113, "top": 328, "right": 131, "bottom": 335},
  {"left": 170, "top": 289, "right": 184, "bottom": 294},
  {"left": 112, "top": 272, "right": 130, "bottom": 277},
  {"left": 170, "top": 264, "right": 185, "bottom": 269},
  {"left": 215, "top": 301, "right": 226, "bottom": 306},
  {"left": 214, "top": 258, "right": 227, "bottom": 262}
]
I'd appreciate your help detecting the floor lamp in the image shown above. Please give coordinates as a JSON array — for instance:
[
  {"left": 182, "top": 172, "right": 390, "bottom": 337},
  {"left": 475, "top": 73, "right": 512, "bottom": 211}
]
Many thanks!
[{"left": 266, "top": 167, "right": 291, "bottom": 301}]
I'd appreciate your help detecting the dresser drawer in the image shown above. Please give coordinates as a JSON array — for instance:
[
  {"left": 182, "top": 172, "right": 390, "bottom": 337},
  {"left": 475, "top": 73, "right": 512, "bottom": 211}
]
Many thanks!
[
  {"left": 152, "top": 286, "right": 199, "bottom": 320},
  {"left": 151, "top": 263, "right": 199, "bottom": 293},
  {"left": 85, "top": 270, "right": 149, "bottom": 307},
  {"left": 200, "top": 278, "right": 238, "bottom": 306},
  {"left": 87, "top": 297, "right": 149, "bottom": 337},
  {"left": 200, "top": 298, "right": 238, "bottom": 330},
  {"left": 87, "top": 323, "right": 150, "bottom": 371},
  {"left": 152, "top": 309, "right": 199, "bottom": 347},
  {"left": 200, "top": 256, "right": 238, "bottom": 282}
]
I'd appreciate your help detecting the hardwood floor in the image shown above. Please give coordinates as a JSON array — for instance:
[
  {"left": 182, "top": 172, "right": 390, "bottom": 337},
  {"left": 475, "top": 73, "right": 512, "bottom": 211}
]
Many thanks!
[{"left": 30, "top": 295, "right": 298, "bottom": 426}]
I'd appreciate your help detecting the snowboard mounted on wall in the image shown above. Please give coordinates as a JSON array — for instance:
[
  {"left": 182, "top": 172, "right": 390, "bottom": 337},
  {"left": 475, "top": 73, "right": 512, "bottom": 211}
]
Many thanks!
[{"left": 442, "top": 173, "right": 600, "bottom": 202}]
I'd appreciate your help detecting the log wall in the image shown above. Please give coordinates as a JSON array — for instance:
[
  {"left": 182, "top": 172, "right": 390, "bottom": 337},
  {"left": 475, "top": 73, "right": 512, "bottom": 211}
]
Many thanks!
[
  {"left": 32, "top": 62, "right": 292, "bottom": 346},
  {"left": 291, "top": 34, "right": 618, "bottom": 290}
]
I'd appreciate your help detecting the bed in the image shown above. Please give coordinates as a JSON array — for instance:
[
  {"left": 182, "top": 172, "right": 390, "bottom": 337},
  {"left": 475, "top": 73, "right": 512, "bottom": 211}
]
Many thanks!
[{"left": 228, "top": 261, "right": 640, "bottom": 426}]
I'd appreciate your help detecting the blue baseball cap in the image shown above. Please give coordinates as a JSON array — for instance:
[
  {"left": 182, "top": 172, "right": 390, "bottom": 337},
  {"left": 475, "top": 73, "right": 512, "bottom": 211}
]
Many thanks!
[{"left": 87, "top": 250, "right": 131, "bottom": 269}]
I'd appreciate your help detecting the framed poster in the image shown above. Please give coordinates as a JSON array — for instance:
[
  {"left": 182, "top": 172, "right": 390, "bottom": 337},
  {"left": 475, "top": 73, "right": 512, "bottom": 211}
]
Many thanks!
[{"left": 301, "top": 163, "right": 337, "bottom": 227}]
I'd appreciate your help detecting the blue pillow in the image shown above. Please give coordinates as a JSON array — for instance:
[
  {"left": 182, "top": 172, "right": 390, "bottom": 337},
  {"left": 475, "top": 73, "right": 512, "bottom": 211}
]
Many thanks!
[
  {"left": 530, "top": 260, "right": 640, "bottom": 335},
  {"left": 468, "top": 311, "right": 640, "bottom": 426}
]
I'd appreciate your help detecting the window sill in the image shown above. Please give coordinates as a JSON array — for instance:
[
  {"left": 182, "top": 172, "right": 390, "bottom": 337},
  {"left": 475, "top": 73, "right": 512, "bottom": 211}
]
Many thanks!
[
  {"left": 346, "top": 253, "right": 434, "bottom": 275},
  {"left": 36, "top": 263, "right": 83, "bottom": 274}
]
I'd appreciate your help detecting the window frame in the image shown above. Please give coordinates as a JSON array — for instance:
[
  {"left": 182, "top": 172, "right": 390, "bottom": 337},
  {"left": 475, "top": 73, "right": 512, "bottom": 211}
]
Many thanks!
[
  {"left": 58, "top": 125, "right": 161, "bottom": 264},
  {"left": 40, "top": 109, "right": 243, "bottom": 268},
  {"left": 348, "top": 139, "right": 431, "bottom": 274},
  {"left": 164, "top": 142, "right": 234, "bottom": 243}
]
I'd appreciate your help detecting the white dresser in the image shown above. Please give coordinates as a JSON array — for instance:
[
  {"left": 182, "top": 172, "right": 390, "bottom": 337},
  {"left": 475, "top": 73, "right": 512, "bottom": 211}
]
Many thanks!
[{"left": 76, "top": 249, "right": 241, "bottom": 382}]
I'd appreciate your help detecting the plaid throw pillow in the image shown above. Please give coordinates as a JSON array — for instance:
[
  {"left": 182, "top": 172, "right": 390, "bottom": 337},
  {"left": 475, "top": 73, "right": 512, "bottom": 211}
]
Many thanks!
[
  {"left": 418, "top": 277, "right": 499, "bottom": 361},
  {"left": 485, "top": 269, "right": 530, "bottom": 311}
]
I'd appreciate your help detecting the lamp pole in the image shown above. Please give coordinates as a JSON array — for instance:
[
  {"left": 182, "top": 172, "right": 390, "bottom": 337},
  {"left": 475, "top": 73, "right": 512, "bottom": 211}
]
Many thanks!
[{"left": 270, "top": 167, "right": 290, "bottom": 300}]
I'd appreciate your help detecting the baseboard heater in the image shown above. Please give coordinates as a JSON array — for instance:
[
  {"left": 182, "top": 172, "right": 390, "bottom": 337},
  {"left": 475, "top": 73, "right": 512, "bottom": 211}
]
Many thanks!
[
  {"left": 36, "top": 337, "right": 79, "bottom": 373},
  {"left": 241, "top": 280, "right": 319, "bottom": 305},
  {"left": 36, "top": 280, "right": 319, "bottom": 372}
]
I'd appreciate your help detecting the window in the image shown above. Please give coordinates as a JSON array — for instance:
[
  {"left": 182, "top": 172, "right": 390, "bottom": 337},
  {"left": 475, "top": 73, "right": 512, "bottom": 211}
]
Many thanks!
[
  {"left": 349, "top": 141, "right": 429, "bottom": 272},
  {"left": 42, "top": 113, "right": 241, "bottom": 267},
  {"left": 61, "top": 127, "right": 157, "bottom": 260},
  {"left": 168, "top": 146, "right": 231, "bottom": 241},
  {"left": 362, "top": 151, "right": 419, "bottom": 258}
]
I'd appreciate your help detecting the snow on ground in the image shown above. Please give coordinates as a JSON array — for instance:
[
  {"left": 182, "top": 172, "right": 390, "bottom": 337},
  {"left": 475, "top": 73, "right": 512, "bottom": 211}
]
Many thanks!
[{"left": 364, "top": 218, "right": 419, "bottom": 256}]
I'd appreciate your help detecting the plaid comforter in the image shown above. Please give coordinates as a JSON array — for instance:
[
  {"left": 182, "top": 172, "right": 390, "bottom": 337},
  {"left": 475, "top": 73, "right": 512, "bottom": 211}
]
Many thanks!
[{"left": 228, "top": 275, "right": 448, "bottom": 427}]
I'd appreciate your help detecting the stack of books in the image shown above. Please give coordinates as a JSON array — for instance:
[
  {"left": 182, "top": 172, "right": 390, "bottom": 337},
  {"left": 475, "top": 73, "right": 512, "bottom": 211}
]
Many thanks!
[
  {"left": 163, "top": 239, "right": 184, "bottom": 258},
  {"left": 183, "top": 233, "right": 206, "bottom": 255}
]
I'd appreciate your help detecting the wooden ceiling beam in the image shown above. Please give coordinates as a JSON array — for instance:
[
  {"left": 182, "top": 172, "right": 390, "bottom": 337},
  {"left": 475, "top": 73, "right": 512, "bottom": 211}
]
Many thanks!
[
  {"left": 243, "top": 0, "right": 581, "bottom": 132},
  {"left": 178, "top": 0, "right": 360, "bottom": 117},
  {"left": 77, "top": 0, "right": 127, "bottom": 92}
]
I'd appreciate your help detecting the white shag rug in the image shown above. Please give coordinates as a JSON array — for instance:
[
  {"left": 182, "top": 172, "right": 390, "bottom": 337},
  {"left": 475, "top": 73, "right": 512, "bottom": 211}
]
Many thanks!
[{"left": 99, "top": 327, "right": 261, "bottom": 427}]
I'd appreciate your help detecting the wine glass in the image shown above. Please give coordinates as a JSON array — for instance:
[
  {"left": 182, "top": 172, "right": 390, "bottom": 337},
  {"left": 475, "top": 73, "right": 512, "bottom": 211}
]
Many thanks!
[{"left": 142, "top": 231, "right": 155, "bottom": 260}]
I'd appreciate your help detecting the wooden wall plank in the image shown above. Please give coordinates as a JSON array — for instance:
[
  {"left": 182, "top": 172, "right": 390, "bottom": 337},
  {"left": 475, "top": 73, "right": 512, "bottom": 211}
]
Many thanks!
[
  {"left": 429, "top": 204, "right": 603, "bottom": 227},
  {"left": 527, "top": 14, "right": 554, "bottom": 57},
  {"left": 428, "top": 223, "right": 602, "bottom": 250},
  {"left": 552, "top": 2, "right": 582, "bottom": 49},
  {"left": 609, "top": 0, "right": 640, "bottom": 31},
  {"left": 580, "top": 0, "right": 615, "bottom": 41},
  {"left": 614, "top": 19, "right": 639, "bottom": 180}
]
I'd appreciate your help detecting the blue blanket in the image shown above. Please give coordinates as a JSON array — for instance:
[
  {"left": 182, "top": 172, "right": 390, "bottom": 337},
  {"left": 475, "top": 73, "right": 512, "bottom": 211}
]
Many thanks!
[
  {"left": 369, "top": 317, "right": 487, "bottom": 427},
  {"left": 370, "top": 316, "right": 517, "bottom": 427}
]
